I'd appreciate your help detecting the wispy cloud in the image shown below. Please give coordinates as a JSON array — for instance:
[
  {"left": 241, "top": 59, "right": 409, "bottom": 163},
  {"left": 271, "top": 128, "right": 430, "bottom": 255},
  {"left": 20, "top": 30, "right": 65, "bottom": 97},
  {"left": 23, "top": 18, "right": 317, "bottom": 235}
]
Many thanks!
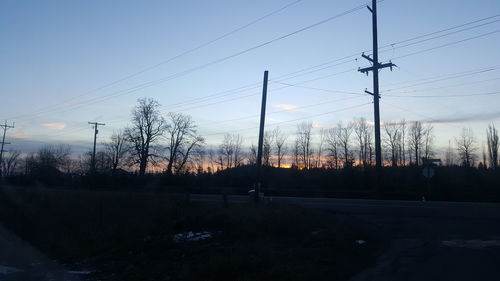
[
  {"left": 273, "top": 104, "right": 299, "bottom": 111},
  {"left": 12, "top": 127, "right": 31, "bottom": 139},
  {"left": 425, "top": 111, "right": 500, "bottom": 124},
  {"left": 42, "top": 123, "right": 66, "bottom": 130}
]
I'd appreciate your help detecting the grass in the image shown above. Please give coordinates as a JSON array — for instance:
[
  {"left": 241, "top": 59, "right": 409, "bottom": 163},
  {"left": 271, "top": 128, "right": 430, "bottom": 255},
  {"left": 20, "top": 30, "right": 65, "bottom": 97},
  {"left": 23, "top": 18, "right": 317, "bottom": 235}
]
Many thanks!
[{"left": 0, "top": 185, "right": 379, "bottom": 281}]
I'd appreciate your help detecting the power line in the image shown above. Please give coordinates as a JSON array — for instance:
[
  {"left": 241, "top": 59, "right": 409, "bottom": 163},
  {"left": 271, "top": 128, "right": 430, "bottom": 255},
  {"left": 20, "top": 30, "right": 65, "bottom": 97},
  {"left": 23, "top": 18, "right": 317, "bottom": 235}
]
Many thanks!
[
  {"left": 199, "top": 96, "right": 364, "bottom": 126},
  {"left": 383, "top": 76, "right": 500, "bottom": 95},
  {"left": 203, "top": 102, "right": 372, "bottom": 136},
  {"left": 6, "top": 2, "right": 368, "bottom": 122},
  {"left": 9, "top": 15, "right": 500, "bottom": 123},
  {"left": 7, "top": 0, "right": 304, "bottom": 121},
  {"left": 385, "top": 90, "right": 500, "bottom": 98},
  {"left": 383, "top": 67, "right": 500, "bottom": 92},
  {"left": 393, "top": 29, "right": 500, "bottom": 61}
]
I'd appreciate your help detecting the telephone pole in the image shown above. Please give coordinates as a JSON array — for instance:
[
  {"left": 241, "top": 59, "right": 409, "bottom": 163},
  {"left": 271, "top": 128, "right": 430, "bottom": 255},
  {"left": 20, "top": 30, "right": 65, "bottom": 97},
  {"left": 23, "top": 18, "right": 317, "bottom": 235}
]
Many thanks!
[
  {"left": 0, "top": 120, "right": 15, "bottom": 177},
  {"left": 255, "top": 70, "right": 269, "bottom": 202},
  {"left": 358, "top": 0, "right": 396, "bottom": 168},
  {"left": 88, "top": 122, "right": 105, "bottom": 173}
]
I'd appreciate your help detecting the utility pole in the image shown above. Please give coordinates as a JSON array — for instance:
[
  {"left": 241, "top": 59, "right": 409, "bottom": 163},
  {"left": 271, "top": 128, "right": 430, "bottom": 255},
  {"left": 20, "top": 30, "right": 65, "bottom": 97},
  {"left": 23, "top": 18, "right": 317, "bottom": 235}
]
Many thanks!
[
  {"left": 0, "top": 120, "right": 15, "bottom": 177},
  {"left": 358, "top": 0, "right": 396, "bottom": 168},
  {"left": 88, "top": 122, "right": 105, "bottom": 173},
  {"left": 255, "top": 70, "right": 269, "bottom": 202}
]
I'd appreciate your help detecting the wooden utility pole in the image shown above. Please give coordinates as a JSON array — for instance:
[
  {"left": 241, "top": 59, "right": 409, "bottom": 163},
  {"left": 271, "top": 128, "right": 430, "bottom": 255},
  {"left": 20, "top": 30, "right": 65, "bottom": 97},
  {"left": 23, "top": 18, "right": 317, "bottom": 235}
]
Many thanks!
[
  {"left": 0, "top": 120, "right": 15, "bottom": 177},
  {"left": 358, "top": 0, "right": 395, "bottom": 168},
  {"left": 255, "top": 70, "right": 269, "bottom": 202},
  {"left": 88, "top": 122, "right": 105, "bottom": 173}
]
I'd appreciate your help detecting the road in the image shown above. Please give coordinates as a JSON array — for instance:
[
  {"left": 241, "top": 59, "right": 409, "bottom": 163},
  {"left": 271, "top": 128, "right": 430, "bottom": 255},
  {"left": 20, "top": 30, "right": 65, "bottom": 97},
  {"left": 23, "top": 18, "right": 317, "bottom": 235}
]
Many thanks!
[
  {"left": 1, "top": 194, "right": 500, "bottom": 281},
  {"left": 192, "top": 194, "right": 500, "bottom": 281}
]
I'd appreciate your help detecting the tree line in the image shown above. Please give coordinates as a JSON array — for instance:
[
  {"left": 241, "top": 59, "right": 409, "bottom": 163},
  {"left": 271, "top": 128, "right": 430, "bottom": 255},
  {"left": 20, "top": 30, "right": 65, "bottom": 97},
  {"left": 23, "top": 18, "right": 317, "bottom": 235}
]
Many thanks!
[{"left": 2, "top": 98, "right": 499, "bottom": 178}]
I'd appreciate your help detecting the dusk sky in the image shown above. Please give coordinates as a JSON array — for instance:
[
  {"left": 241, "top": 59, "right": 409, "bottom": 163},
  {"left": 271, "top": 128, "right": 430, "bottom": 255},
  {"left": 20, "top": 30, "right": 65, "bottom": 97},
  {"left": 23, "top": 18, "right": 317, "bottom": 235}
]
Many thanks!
[{"left": 1, "top": 0, "right": 499, "bottom": 155}]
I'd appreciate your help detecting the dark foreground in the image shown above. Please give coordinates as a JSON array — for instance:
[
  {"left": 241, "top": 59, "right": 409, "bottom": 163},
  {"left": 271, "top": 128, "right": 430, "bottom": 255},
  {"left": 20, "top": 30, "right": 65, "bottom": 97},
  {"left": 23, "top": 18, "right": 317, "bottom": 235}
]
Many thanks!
[
  {"left": 2, "top": 186, "right": 500, "bottom": 281},
  {"left": 194, "top": 194, "right": 500, "bottom": 281},
  {"left": 0, "top": 186, "right": 377, "bottom": 281}
]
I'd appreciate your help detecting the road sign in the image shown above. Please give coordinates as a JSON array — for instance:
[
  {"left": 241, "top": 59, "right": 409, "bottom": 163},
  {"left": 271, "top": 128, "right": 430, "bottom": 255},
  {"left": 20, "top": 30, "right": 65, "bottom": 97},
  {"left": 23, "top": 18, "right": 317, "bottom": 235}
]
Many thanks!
[{"left": 422, "top": 167, "right": 435, "bottom": 178}]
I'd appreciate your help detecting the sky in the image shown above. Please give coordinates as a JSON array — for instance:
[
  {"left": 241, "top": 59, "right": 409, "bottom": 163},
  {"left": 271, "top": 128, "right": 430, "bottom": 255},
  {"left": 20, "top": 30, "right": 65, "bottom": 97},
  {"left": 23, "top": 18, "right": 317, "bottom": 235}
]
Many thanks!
[{"left": 1, "top": 0, "right": 500, "bottom": 156}]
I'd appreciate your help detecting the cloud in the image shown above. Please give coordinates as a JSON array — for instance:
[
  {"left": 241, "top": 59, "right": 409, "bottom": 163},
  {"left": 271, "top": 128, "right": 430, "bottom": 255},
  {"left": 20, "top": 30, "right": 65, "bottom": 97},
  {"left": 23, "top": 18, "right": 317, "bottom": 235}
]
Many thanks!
[
  {"left": 425, "top": 111, "right": 500, "bottom": 124},
  {"left": 273, "top": 104, "right": 299, "bottom": 111},
  {"left": 12, "top": 126, "right": 31, "bottom": 139},
  {"left": 42, "top": 123, "right": 66, "bottom": 130}
]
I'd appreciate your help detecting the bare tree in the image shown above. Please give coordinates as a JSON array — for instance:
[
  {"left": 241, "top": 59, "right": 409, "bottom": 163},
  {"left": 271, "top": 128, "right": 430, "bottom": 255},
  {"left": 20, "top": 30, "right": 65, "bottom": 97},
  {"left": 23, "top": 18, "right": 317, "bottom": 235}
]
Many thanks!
[
  {"left": 354, "top": 118, "right": 372, "bottom": 167},
  {"left": 384, "top": 122, "right": 400, "bottom": 167},
  {"left": 263, "top": 131, "right": 273, "bottom": 166},
  {"left": 125, "top": 98, "right": 166, "bottom": 175},
  {"left": 207, "top": 146, "right": 216, "bottom": 173},
  {"left": 444, "top": 140, "right": 456, "bottom": 166},
  {"left": 486, "top": 124, "right": 498, "bottom": 169},
  {"left": 455, "top": 128, "right": 477, "bottom": 167},
  {"left": 400, "top": 120, "right": 407, "bottom": 166},
  {"left": 292, "top": 138, "right": 300, "bottom": 168},
  {"left": 2, "top": 150, "right": 21, "bottom": 176},
  {"left": 315, "top": 129, "right": 326, "bottom": 168},
  {"left": 423, "top": 125, "right": 435, "bottom": 160},
  {"left": 218, "top": 134, "right": 243, "bottom": 169},
  {"left": 273, "top": 127, "right": 287, "bottom": 168},
  {"left": 295, "top": 122, "right": 313, "bottom": 169},
  {"left": 105, "top": 130, "right": 128, "bottom": 173},
  {"left": 164, "top": 112, "right": 204, "bottom": 174},
  {"left": 95, "top": 150, "right": 112, "bottom": 171},
  {"left": 248, "top": 144, "right": 258, "bottom": 165},
  {"left": 325, "top": 127, "right": 340, "bottom": 169},
  {"left": 31, "top": 145, "right": 71, "bottom": 174},
  {"left": 336, "top": 122, "right": 354, "bottom": 168},
  {"left": 408, "top": 121, "right": 425, "bottom": 166}
]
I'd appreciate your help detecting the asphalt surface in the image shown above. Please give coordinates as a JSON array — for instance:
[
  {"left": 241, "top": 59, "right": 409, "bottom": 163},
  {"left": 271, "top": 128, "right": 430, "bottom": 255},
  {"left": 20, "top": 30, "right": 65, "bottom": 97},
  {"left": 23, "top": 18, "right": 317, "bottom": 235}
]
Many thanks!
[{"left": 1, "top": 194, "right": 500, "bottom": 281}]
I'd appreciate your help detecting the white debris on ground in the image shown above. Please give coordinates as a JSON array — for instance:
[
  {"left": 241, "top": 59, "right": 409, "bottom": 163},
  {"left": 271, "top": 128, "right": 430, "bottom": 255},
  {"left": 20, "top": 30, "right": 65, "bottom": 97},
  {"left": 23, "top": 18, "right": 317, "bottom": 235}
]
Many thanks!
[
  {"left": 0, "top": 265, "right": 23, "bottom": 275},
  {"left": 442, "top": 240, "right": 500, "bottom": 249},
  {"left": 355, "top": 240, "right": 367, "bottom": 245},
  {"left": 171, "top": 231, "right": 213, "bottom": 243}
]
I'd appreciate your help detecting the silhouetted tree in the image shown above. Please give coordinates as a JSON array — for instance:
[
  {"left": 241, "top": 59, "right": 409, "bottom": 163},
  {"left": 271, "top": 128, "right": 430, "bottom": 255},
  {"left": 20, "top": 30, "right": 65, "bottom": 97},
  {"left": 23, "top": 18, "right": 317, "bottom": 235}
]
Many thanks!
[
  {"left": 1, "top": 150, "right": 20, "bottom": 176},
  {"left": 408, "top": 121, "right": 425, "bottom": 166},
  {"left": 354, "top": 118, "right": 372, "bottom": 167},
  {"left": 248, "top": 144, "right": 258, "bottom": 165},
  {"left": 486, "top": 124, "right": 498, "bottom": 169},
  {"left": 455, "top": 128, "right": 477, "bottom": 167},
  {"left": 95, "top": 150, "right": 112, "bottom": 171},
  {"left": 218, "top": 133, "right": 243, "bottom": 169},
  {"left": 325, "top": 127, "right": 340, "bottom": 169},
  {"left": 292, "top": 138, "right": 300, "bottom": 168},
  {"left": 314, "top": 129, "right": 326, "bottom": 168},
  {"left": 273, "top": 127, "right": 287, "bottom": 168},
  {"left": 263, "top": 131, "right": 273, "bottom": 166},
  {"left": 27, "top": 145, "right": 71, "bottom": 177},
  {"left": 105, "top": 130, "right": 128, "bottom": 173},
  {"left": 383, "top": 122, "right": 400, "bottom": 167},
  {"left": 296, "top": 122, "right": 313, "bottom": 169},
  {"left": 444, "top": 140, "right": 456, "bottom": 166},
  {"left": 336, "top": 122, "right": 353, "bottom": 168},
  {"left": 423, "top": 125, "right": 435, "bottom": 160},
  {"left": 125, "top": 98, "right": 166, "bottom": 175},
  {"left": 164, "top": 112, "right": 204, "bottom": 174},
  {"left": 399, "top": 120, "right": 407, "bottom": 166},
  {"left": 207, "top": 146, "right": 216, "bottom": 173}
]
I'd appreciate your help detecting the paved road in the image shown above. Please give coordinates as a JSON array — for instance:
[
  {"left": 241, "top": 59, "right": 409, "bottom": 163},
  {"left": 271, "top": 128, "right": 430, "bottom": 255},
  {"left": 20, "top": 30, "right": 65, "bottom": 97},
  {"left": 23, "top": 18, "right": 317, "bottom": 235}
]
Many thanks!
[
  {"left": 192, "top": 195, "right": 500, "bottom": 281},
  {"left": 2, "top": 194, "right": 499, "bottom": 280}
]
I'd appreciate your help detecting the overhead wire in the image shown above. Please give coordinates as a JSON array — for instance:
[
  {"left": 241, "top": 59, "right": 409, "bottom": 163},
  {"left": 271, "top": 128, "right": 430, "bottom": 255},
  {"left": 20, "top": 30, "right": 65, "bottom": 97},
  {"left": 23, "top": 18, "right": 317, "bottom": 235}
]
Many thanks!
[{"left": 8, "top": 13, "right": 500, "bottom": 123}]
